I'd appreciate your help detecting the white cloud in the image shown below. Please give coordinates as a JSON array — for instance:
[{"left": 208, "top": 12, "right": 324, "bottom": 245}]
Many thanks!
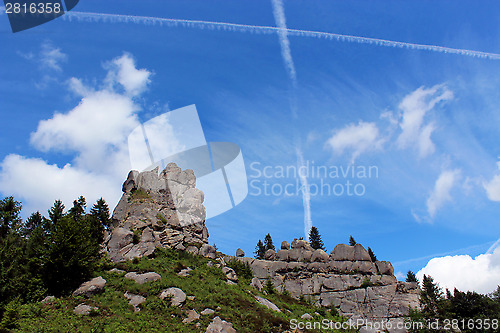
[
  {"left": 40, "top": 42, "right": 67, "bottom": 71},
  {"left": 417, "top": 247, "right": 500, "bottom": 294},
  {"left": 483, "top": 161, "right": 500, "bottom": 202},
  {"left": 326, "top": 121, "right": 384, "bottom": 163},
  {"left": 426, "top": 169, "right": 461, "bottom": 218},
  {"left": 0, "top": 53, "right": 157, "bottom": 215},
  {"left": 0, "top": 155, "right": 120, "bottom": 215},
  {"left": 397, "top": 84, "right": 453, "bottom": 157},
  {"left": 105, "top": 53, "right": 151, "bottom": 97}
]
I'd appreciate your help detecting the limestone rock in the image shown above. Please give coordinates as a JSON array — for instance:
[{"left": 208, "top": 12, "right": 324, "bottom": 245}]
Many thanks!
[
  {"left": 264, "top": 249, "right": 276, "bottom": 260},
  {"left": 73, "top": 303, "right": 97, "bottom": 315},
  {"left": 206, "top": 316, "right": 236, "bottom": 333},
  {"left": 125, "top": 272, "right": 161, "bottom": 284},
  {"left": 251, "top": 277, "right": 263, "bottom": 291},
  {"left": 201, "top": 308, "right": 215, "bottom": 315},
  {"left": 222, "top": 267, "right": 238, "bottom": 282},
  {"left": 375, "top": 261, "right": 394, "bottom": 276},
  {"left": 159, "top": 287, "right": 186, "bottom": 307},
  {"left": 311, "top": 249, "right": 329, "bottom": 263},
  {"left": 124, "top": 292, "right": 146, "bottom": 312},
  {"left": 200, "top": 244, "right": 216, "bottom": 259},
  {"left": 72, "top": 276, "right": 106, "bottom": 297},
  {"left": 255, "top": 296, "right": 281, "bottom": 312},
  {"left": 236, "top": 248, "right": 245, "bottom": 257},
  {"left": 301, "top": 313, "right": 313, "bottom": 320},
  {"left": 183, "top": 309, "right": 200, "bottom": 323}
]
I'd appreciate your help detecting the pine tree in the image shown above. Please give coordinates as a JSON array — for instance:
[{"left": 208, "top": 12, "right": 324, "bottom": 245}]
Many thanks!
[
  {"left": 420, "top": 274, "right": 443, "bottom": 316},
  {"left": 48, "top": 200, "right": 65, "bottom": 225},
  {"left": 69, "top": 196, "right": 86, "bottom": 221},
  {"left": 349, "top": 235, "right": 356, "bottom": 246},
  {"left": 264, "top": 233, "right": 275, "bottom": 251},
  {"left": 90, "top": 198, "right": 111, "bottom": 230},
  {"left": 308, "top": 226, "right": 325, "bottom": 251},
  {"left": 406, "top": 270, "right": 418, "bottom": 283},
  {"left": 254, "top": 240, "right": 266, "bottom": 259},
  {"left": 367, "top": 247, "right": 377, "bottom": 262},
  {"left": 0, "top": 196, "right": 22, "bottom": 237}
]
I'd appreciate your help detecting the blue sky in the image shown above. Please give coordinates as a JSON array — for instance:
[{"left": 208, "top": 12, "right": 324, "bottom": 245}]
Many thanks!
[{"left": 2, "top": 0, "right": 500, "bottom": 293}]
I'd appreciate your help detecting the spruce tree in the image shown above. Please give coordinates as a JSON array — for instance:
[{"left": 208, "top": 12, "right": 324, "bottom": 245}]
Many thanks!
[
  {"left": 349, "top": 235, "right": 356, "bottom": 246},
  {"left": 367, "top": 247, "right": 377, "bottom": 262},
  {"left": 0, "top": 196, "right": 22, "bottom": 237},
  {"left": 308, "top": 226, "right": 325, "bottom": 251},
  {"left": 69, "top": 196, "right": 86, "bottom": 221},
  {"left": 90, "top": 198, "right": 111, "bottom": 230},
  {"left": 48, "top": 200, "right": 65, "bottom": 225},
  {"left": 406, "top": 270, "right": 418, "bottom": 283},
  {"left": 420, "top": 274, "right": 443, "bottom": 316},
  {"left": 254, "top": 240, "right": 266, "bottom": 259},
  {"left": 264, "top": 233, "right": 275, "bottom": 251}
]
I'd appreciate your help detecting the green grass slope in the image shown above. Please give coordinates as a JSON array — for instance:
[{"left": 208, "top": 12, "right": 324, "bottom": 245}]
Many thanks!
[{"left": 9, "top": 249, "right": 352, "bottom": 333}]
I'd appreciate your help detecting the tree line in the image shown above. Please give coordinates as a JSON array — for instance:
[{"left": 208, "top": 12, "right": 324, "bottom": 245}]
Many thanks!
[{"left": 0, "top": 195, "right": 111, "bottom": 321}]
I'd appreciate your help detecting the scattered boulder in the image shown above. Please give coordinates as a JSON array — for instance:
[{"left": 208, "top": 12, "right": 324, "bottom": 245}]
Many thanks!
[
  {"left": 201, "top": 308, "right": 215, "bottom": 315},
  {"left": 291, "top": 239, "right": 314, "bottom": 251},
  {"left": 125, "top": 272, "right": 161, "bottom": 284},
  {"left": 222, "top": 267, "right": 238, "bottom": 282},
  {"left": 72, "top": 276, "right": 106, "bottom": 297},
  {"left": 301, "top": 313, "right": 313, "bottom": 320},
  {"left": 255, "top": 296, "right": 281, "bottom": 312},
  {"left": 187, "top": 295, "right": 195, "bottom": 301},
  {"left": 183, "top": 309, "right": 200, "bottom": 324},
  {"left": 159, "top": 287, "right": 186, "bottom": 307},
  {"left": 281, "top": 241, "right": 290, "bottom": 250},
  {"left": 177, "top": 267, "right": 192, "bottom": 277},
  {"left": 236, "top": 248, "right": 245, "bottom": 257},
  {"left": 264, "top": 249, "right": 276, "bottom": 260},
  {"left": 73, "top": 303, "right": 97, "bottom": 315},
  {"left": 206, "top": 316, "right": 236, "bottom": 333},
  {"left": 108, "top": 268, "right": 126, "bottom": 274},
  {"left": 41, "top": 296, "right": 55, "bottom": 304},
  {"left": 186, "top": 245, "right": 199, "bottom": 255},
  {"left": 276, "top": 249, "right": 289, "bottom": 261},
  {"left": 124, "top": 292, "right": 146, "bottom": 312},
  {"left": 200, "top": 244, "right": 216, "bottom": 259},
  {"left": 311, "top": 249, "right": 329, "bottom": 263}
]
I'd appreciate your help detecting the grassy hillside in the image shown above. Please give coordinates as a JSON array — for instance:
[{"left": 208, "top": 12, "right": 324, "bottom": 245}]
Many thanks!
[{"left": 7, "top": 248, "right": 351, "bottom": 333}]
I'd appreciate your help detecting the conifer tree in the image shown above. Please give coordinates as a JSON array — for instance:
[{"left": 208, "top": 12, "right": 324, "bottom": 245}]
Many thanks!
[
  {"left": 264, "top": 233, "right": 275, "bottom": 251},
  {"left": 254, "top": 240, "right": 266, "bottom": 259},
  {"left": 48, "top": 200, "right": 65, "bottom": 225},
  {"left": 367, "top": 247, "right": 377, "bottom": 262},
  {"left": 420, "top": 274, "right": 443, "bottom": 316},
  {"left": 406, "top": 270, "right": 418, "bottom": 283},
  {"left": 308, "top": 226, "right": 325, "bottom": 251},
  {"left": 349, "top": 235, "right": 356, "bottom": 246},
  {"left": 90, "top": 198, "right": 111, "bottom": 230}
]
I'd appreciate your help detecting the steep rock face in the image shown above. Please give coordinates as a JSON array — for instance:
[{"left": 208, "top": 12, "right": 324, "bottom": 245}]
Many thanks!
[
  {"left": 226, "top": 240, "right": 419, "bottom": 320},
  {"left": 105, "top": 163, "right": 209, "bottom": 262}
]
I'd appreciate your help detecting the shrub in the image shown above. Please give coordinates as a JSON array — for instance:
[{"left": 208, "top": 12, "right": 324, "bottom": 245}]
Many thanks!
[{"left": 226, "top": 259, "right": 253, "bottom": 280}]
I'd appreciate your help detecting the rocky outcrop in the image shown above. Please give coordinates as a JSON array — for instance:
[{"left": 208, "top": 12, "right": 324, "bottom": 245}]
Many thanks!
[
  {"left": 72, "top": 276, "right": 106, "bottom": 297},
  {"left": 226, "top": 240, "right": 419, "bottom": 322},
  {"left": 206, "top": 316, "right": 236, "bottom": 333},
  {"left": 105, "top": 163, "right": 209, "bottom": 262}
]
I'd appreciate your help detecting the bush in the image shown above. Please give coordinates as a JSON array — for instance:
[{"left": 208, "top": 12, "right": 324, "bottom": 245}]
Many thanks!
[{"left": 226, "top": 259, "right": 253, "bottom": 280}]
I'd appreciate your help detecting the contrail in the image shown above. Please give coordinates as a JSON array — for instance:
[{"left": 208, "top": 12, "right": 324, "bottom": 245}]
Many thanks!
[
  {"left": 64, "top": 11, "right": 500, "bottom": 60},
  {"left": 271, "top": 0, "right": 313, "bottom": 240}
]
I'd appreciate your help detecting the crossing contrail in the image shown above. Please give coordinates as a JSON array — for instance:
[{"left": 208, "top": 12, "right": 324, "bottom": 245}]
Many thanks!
[{"left": 64, "top": 11, "right": 500, "bottom": 60}]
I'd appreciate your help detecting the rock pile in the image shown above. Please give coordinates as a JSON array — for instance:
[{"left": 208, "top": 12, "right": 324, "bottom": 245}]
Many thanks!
[
  {"left": 104, "top": 163, "right": 209, "bottom": 262},
  {"left": 226, "top": 241, "right": 419, "bottom": 320}
]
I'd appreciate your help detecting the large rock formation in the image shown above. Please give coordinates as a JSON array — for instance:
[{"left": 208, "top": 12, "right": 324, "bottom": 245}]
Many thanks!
[
  {"left": 104, "top": 163, "right": 209, "bottom": 262},
  {"left": 226, "top": 241, "right": 419, "bottom": 321}
]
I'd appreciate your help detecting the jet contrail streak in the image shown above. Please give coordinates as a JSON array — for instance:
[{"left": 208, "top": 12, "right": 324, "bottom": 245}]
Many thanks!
[{"left": 65, "top": 11, "right": 500, "bottom": 60}]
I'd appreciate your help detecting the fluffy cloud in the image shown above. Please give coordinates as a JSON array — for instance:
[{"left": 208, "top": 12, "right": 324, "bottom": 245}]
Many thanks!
[
  {"left": 397, "top": 85, "right": 453, "bottom": 157},
  {"left": 0, "top": 53, "right": 154, "bottom": 215},
  {"left": 417, "top": 247, "right": 500, "bottom": 294},
  {"left": 426, "top": 169, "right": 461, "bottom": 218},
  {"left": 40, "top": 41, "right": 67, "bottom": 71},
  {"left": 105, "top": 53, "right": 152, "bottom": 96},
  {"left": 326, "top": 121, "right": 384, "bottom": 163}
]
